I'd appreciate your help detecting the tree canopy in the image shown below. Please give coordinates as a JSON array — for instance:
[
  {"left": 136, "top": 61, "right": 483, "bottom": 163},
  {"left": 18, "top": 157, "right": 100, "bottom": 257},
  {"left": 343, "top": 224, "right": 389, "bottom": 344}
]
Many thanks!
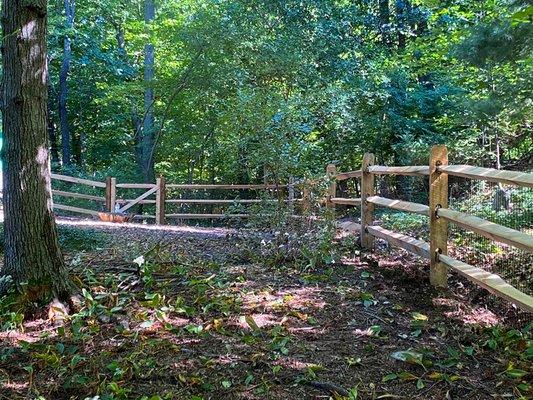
[{"left": 39, "top": 0, "right": 531, "bottom": 183}]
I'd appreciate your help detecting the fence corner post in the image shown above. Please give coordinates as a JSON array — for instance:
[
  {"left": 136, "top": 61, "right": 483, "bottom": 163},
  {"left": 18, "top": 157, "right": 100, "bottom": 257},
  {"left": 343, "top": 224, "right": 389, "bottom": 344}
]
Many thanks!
[
  {"left": 156, "top": 176, "right": 166, "bottom": 225},
  {"left": 326, "top": 164, "right": 337, "bottom": 211},
  {"left": 360, "top": 153, "right": 375, "bottom": 249},
  {"left": 106, "top": 177, "right": 116, "bottom": 213},
  {"left": 429, "top": 145, "right": 448, "bottom": 288}
]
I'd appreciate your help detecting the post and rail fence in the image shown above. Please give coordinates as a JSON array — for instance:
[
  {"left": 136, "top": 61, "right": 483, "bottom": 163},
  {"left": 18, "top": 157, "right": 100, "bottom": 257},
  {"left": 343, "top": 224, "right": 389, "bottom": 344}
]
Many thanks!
[
  {"left": 2, "top": 145, "right": 529, "bottom": 312},
  {"left": 325, "top": 145, "right": 533, "bottom": 313},
  {"left": 46, "top": 173, "right": 300, "bottom": 223}
]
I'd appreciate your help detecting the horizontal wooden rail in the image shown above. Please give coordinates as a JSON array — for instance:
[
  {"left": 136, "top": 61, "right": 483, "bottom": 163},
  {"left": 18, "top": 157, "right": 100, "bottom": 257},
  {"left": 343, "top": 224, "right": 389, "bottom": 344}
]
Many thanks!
[
  {"left": 367, "top": 226, "right": 430, "bottom": 259},
  {"left": 368, "top": 166, "right": 429, "bottom": 176},
  {"left": 367, "top": 196, "right": 430, "bottom": 216},
  {"left": 166, "top": 199, "right": 281, "bottom": 204},
  {"left": 439, "top": 254, "right": 533, "bottom": 313},
  {"left": 116, "top": 183, "right": 156, "bottom": 189},
  {"left": 336, "top": 221, "right": 532, "bottom": 313},
  {"left": 51, "top": 174, "right": 106, "bottom": 188},
  {"left": 166, "top": 184, "right": 286, "bottom": 190},
  {"left": 52, "top": 190, "right": 106, "bottom": 202},
  {"left": 165, "top": 213, "right": 250, "bottom": 219},
  {"left": 53, "top": 204, "right": 100, "bottom": 216},
  {"left": 331, "top": 197, "right": 361, "bottom": 206},
  {"left": 437, "top": 208, "right": 533, "bottom": 253},
  {"left": 336, "top": 170, "right": 362, "bottom": 180},
  {"left": 438, "top": 165, "right": 533, "bottom": 188}
]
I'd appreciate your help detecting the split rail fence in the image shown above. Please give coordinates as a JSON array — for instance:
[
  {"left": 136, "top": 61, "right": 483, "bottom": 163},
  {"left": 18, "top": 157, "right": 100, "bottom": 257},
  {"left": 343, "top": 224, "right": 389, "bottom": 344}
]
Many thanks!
[
  {"left": 326, "top": 145, "right": 533, "bottom": 313},
  {"left": 50, "top": 174, "right": 296, "bottom": 224},
  {"left": 47, "top": 145, "right": 533, "bottom": 313}
]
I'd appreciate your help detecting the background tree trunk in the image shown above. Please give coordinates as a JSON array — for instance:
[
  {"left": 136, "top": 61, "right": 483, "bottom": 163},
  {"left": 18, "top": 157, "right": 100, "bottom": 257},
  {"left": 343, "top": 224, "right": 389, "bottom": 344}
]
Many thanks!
[
  {"left": 59, "top": 0, "right": 75, "bottom": 168},
  {"left": 47, "top": 74, "right": 60, "bottom": 166},
  {"left": 142, "top": 0, "right": 156, "bottom": 183},
  {"left": 396, "top": 0, "right": 410, "bottom": 49},
  {"left": 379, "top": 0, "right": 391, "bottom": 47},
  {"left": 1, "top": 0, "right": 72, "bottom": 300}
]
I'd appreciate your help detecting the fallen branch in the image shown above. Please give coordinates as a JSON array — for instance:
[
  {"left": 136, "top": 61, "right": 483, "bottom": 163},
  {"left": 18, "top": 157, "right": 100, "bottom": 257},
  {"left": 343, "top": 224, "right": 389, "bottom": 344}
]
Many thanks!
[{"left": 304, "top": 380, "right": 350, "bottom": 397}]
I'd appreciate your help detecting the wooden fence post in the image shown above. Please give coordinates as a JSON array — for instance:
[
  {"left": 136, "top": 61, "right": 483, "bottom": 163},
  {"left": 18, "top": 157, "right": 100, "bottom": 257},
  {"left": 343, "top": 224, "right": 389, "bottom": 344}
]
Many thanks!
[
  {"left": 429, "top": 145, "right": 448, "bottom": 288},
  {"left": 105, "top": 177, "right": 116, "bottom": 213},
  {"left": 156, "top": 176, "right": 166, "bottom": 225},
  {"left": 326, "top": 164, "right": 337, "bottom": 211},
  {"left": 360, "top": 153, "right": 375, "bottom": 249}
]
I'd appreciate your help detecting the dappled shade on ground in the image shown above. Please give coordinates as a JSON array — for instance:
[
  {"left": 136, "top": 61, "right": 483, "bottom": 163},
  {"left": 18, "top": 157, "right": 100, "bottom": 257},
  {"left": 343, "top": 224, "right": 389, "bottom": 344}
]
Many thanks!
[{"left": 0, "top": 221, "right": 531, "bottom": 399}]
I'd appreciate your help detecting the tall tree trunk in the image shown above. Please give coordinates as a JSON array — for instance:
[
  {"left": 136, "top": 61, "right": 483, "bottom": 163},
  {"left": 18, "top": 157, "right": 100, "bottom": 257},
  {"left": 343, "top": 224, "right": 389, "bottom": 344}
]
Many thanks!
[
  {"left": 1, "top": 0, "right": 72, "bottom": 300},
  {"left": 47, "top": 74, "right": 60, "bottom": 166},
  {"left": 142, "top": 0, "right": 156, "bottom": 183},
  {"left": 379, "top": 0, "right": 391, "bottom": 47},
  {"left": 110, "top": 20, "right": 143, "bottom": 175},
  {"left": 396, "top": 0, "right": 410, "bottom": 49},
  {"left": 131, "top": 104, "right": 143, "bottom": 174},
  {"left": 59, "top": 0, "right": 75, "bottom": 168},
  {"left": 72, "top": 132, "right": 85, "bottom": 167},
  {"left": 48, "top": 99, "right": 60, "bottom": 166}
]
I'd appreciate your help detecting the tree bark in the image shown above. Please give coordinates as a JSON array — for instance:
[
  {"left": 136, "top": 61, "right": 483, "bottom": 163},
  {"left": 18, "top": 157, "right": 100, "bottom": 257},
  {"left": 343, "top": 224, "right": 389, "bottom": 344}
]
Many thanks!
[
  {"left": 47, "top": 76, "right": 60, "bottom": 166},
  {"left": 142, "top": 0, "right": 156, "bottom": 183},
  {"left": 59, "top": 0, "right": 75, "bottom": 168},
  {"left": 1, "top": 0, "right": 72, "bottom": 300}
]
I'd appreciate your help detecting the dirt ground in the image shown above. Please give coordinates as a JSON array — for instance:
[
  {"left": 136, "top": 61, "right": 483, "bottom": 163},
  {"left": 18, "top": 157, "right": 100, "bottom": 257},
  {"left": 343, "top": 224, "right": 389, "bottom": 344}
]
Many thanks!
[{"left": 0, "top": 219, "right": 531, "bottom": 399}]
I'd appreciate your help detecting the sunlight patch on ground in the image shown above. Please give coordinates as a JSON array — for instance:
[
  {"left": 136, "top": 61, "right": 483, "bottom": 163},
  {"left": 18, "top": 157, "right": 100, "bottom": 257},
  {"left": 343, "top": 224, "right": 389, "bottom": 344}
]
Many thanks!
[
  {"left": 433, "top": 297, "right": 500, "bottom": 326},
  {"left": 242, "top": 287, "right": 326, "bottom": 313},
  {"left": 273, "top": 357, "right": 318, "bottom": 370},
  {"left": 0, "top": 320, "right": 58, "bottom": 345},
  {"left": 1, "top": 382, "right": 29, "bottom": 392},
  {"left": 55, "top": 217, "right": 237, "bottom": 237},
  {"left": 234, "top": 313, "right": 279, "bottom": 329}
]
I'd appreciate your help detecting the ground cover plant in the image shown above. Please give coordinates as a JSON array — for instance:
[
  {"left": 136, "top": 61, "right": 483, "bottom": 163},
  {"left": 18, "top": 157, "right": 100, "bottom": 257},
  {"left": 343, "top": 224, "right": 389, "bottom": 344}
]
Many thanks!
[{"left": 1, "top": 221, "right": 531, "bottom": 399}]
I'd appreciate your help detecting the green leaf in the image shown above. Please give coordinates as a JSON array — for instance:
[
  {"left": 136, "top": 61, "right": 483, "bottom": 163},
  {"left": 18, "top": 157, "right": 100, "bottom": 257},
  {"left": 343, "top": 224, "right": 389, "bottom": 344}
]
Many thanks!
[
  {"left": 244, "top": 315, "right": 260, "bottom": 331},
  {"left": 221, "top": 380, "right": 231, "bottom": 388},
  {"left": 382, "top": 373, "right": 397, "bottom": 382},
  {"left": 505, "top": 369, "right": 527, "bottom": 379},
  {"left": 391, "top": 350, "right": 425, "bottom": 367},
  {"left": 245, "top": 374, "right": 254, "bottom": 385},
  {"left": 397, "top": 372, "right": 418, "bottom": 381}
]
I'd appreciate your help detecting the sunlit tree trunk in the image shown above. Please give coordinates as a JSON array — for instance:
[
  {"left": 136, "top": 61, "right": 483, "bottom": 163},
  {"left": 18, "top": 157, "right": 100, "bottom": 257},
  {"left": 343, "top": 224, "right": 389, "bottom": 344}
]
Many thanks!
[
  {"left": 1, "top": 0, "right": 72, "bottom": 300},
  {"left": 59, "top": 0, "right": 75, "bottom": 168},
  {"left": 142, "top": 0, "right": 156, "bottom": 183}
]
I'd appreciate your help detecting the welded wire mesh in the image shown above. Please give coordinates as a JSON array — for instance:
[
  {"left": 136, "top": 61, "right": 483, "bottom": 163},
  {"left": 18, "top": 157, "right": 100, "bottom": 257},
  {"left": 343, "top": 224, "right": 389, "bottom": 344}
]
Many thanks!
[
  {"left": 447, "top": 178, "right": 532, "bottom": 296},
  {"left": 336, "top": 173, "right": 532, "bottom": 298},
  {"left": 374, "top": 175, "right": 429, "bottom": 242}
]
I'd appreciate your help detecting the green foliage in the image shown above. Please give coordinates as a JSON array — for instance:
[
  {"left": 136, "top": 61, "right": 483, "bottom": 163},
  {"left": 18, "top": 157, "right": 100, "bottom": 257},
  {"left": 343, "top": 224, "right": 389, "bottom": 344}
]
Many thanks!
[
  {"left": 57, "top": 226, "right": 111, "bottom": 251},
  {"left": 44, "top": 0, "right": 531, "bottom": 185}
]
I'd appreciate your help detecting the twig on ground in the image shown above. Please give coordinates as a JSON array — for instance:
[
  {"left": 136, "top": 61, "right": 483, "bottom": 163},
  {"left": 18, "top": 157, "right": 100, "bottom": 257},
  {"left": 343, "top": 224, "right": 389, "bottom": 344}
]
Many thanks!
[{"left": 304, "top": 380, "right": 350, "bottom": 397}]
